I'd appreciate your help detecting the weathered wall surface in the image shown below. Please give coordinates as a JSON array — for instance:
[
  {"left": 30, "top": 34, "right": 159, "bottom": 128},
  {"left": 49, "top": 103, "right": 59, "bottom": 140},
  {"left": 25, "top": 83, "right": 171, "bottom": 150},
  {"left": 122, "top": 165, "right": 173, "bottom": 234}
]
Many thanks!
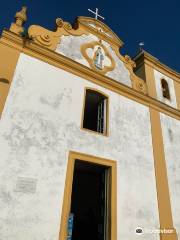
[
  {"left": 0, "top": 53, "right": 159, "bottom": 240},
  {"left": 160, "top": 113, "right": 180, "bottom": 239},
  {"left": 56, "top": 34, "right": 132, "bottom": 87},
  {"left": 154, "top": 69, "right": 177, "bottom": 108}
]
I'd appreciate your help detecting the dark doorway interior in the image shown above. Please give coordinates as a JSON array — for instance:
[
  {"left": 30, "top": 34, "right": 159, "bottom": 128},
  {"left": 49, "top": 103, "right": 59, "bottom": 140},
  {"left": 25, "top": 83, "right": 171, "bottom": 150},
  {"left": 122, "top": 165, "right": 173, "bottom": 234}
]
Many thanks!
[{"left": 70, "top": 160, "right": 109, "bottom": 240}]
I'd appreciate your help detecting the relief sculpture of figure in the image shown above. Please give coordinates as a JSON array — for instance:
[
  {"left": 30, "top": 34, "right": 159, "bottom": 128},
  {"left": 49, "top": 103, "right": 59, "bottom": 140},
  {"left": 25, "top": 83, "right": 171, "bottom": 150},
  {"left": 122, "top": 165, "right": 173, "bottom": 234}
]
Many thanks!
[{"left": 94, "top": 47, "right": 104, "bottom": 70}]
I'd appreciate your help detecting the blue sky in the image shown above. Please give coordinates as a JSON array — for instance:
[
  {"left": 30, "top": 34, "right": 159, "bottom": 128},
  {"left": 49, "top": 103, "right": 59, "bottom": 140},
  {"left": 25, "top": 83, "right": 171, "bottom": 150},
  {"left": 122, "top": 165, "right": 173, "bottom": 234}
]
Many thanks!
[{"left": 0, "top": 0, "right": 179, "bottom": 72}]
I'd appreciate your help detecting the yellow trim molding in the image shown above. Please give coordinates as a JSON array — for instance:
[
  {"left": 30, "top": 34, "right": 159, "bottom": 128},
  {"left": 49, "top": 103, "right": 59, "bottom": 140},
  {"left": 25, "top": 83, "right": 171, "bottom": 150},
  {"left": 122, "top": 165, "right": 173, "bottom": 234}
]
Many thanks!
[
  {"left": 144, "top": 63, "right": 157, "bottom": 98},
  {"left": 0, "top": 30, "right": 180, "bottom": 120},
  {"left": 78, "top": 16, "right": 124, "bottom": 48},
  {"left": 28, "top": 18, "right": 86, "bottom": 51},
  {"left": 59, "top": 151, "right": 117, "bottom": 240},
  {"left": 150, "top": 108, "right": 177, "bottom": 240},
  {"left": 0, "top": 32, "right": 22, "bottom": 116},
  {"left": 174, "top": 81, "right": 180, "bottom": 110},
  {"left": 134, "top": 50, "right": 180, "bottom": 111},
  {"left": 27, "top": 15, "right": 147, "bottom": 94},
  {"left": 113, "top": 48, "right": 147, "bottom": 94},
  {"left": 28, "top": 16, "right": 124, "bottom": 52},
  {"left": 143, "top": 59, "right": 178, "bottom": 239},
  {"left": 134, "top": 50, "right": 180, "bottom": 83}
]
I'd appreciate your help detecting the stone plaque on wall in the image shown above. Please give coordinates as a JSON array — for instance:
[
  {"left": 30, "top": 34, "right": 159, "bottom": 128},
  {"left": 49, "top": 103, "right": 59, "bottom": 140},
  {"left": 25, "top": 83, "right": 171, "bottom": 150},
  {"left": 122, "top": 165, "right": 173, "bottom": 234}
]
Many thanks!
[{"left": 15, "top": 177, "right": 37, "bottom": 194}]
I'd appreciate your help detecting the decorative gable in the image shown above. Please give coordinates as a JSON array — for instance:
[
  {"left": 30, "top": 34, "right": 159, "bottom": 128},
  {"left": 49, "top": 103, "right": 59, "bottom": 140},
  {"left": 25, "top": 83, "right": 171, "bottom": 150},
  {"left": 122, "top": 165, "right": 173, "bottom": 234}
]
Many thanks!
[{"left": 25, "top": 15, "right": 147, "bottom": 94}]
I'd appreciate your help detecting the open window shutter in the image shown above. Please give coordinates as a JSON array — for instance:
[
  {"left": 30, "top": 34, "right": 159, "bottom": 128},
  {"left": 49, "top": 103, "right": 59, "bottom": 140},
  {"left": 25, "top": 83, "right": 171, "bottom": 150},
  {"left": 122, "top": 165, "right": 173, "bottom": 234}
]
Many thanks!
[{"left": 97, "top": 99, "right": 105, "bottom": 133}]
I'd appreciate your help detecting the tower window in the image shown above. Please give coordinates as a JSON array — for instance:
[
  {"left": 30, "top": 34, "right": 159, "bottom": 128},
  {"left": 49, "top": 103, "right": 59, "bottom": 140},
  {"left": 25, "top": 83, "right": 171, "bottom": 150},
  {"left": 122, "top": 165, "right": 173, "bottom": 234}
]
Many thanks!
[
  {"left": 161, "top": 79, "right": 170, "bottom": 100},
  {"left": 82, "top": 89, "right": 108, "bottom": 134}
]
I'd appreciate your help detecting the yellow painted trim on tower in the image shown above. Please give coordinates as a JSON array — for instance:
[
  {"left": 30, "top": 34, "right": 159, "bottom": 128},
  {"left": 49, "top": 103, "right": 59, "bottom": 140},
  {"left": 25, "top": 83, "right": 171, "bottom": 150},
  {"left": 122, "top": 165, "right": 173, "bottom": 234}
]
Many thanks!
[
  {"left": 134, "top": 51, "right": 180, "bottom": 111},
  {"left": 134, "top": 51, "right": 180, "bottom": 84},
  {"left": 143, "top": 59, "right": 178, "bottom": 239},
  {"left": 174, "top": 81, "right": 180, "bottom": 110},
  {"left": 144, "top": 63, "right": 157, "bottom": 98},
  {"left": 150, "top": 108, "right": 177, "bottom": 240},
  {"left": 59, "top": 151, "right": 117, "bottom": 240}
]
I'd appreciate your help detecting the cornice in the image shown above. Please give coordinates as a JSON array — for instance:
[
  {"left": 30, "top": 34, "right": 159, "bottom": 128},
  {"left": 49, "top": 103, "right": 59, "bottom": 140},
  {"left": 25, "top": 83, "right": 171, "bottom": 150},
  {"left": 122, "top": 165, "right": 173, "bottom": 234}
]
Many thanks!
[
  {"left": 0, "top": 30, "right": 24, "bottom": 52},
  {"left": 1, "top": 30, "right": 180, "bottom": 120}
]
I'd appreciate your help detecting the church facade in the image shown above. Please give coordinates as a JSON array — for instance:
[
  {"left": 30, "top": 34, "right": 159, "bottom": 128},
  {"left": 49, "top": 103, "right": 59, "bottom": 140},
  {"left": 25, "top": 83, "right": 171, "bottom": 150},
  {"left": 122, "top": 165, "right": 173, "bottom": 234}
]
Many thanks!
[{"left": 0, "top": 7, "right": 179, "bottom": 240}]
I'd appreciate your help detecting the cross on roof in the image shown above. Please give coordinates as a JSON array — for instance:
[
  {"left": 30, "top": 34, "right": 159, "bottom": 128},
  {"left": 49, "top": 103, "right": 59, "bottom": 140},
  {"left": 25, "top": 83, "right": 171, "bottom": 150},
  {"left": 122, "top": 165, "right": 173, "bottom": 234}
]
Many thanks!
[
  {"left": 88, "top": 8, "right": 105, "bottom": 20},
  {"left": 139, "top": 42, "right": 145, "bottom": 51}
]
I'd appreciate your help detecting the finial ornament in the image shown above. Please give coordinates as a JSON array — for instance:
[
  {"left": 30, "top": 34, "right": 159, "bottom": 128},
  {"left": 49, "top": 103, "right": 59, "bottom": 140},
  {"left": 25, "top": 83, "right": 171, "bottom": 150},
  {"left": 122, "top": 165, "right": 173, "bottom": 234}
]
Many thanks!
[{"left": 10, "top": 6, "right": 27, "bottom": 35}]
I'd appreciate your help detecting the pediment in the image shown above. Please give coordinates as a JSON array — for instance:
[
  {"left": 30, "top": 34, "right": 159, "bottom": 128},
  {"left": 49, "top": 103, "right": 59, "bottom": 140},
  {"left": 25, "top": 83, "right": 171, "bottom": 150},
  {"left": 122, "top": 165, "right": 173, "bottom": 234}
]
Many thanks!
[
  {"left": 77, "top": 17, "right": 124, "bottom": 48},
  {"left": 27, "top": 16, "right": 147, "bottom": 94},
  {"left": 28, "top": 16, "right": 124, "bottom": 51}
]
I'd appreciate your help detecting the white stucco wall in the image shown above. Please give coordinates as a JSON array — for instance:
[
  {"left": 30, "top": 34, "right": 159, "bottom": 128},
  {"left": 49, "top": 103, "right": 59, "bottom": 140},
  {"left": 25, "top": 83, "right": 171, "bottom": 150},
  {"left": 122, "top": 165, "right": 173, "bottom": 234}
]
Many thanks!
[
  {"left": 56, "top": 34, "right": 131, "bottom": 87},
  {"left": 160, "top": 113, "right": 180, "bottom": 238},
  {"left": 154, "top": 69, "right": 177, "bottom": 108},
  {"left": 0, "top": 53, "right": 159, "bottom": 240}
]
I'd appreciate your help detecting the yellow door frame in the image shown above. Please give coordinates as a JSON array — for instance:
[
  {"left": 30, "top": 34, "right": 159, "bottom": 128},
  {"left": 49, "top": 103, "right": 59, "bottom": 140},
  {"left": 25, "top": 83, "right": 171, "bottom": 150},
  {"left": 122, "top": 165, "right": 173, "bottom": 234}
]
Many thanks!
[{"left": 59, "top": 151, "right": 117, "bottom": 240}]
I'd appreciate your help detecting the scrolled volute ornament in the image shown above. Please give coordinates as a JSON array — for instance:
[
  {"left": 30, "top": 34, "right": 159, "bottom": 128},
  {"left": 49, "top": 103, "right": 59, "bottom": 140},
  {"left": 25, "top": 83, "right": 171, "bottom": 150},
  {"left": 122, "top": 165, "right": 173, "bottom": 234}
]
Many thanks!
[
  {"left": 56, "top": 18, "right": 64, "bottom": 28},
  {"left": 131, "top": 75, "right": 147, "bottom": 95},
  {"left": 28, "top": 17, "right": 86, "bottom": 50},
  {"left": 64, "top": 22, "right": 73, "bottom": 31}
]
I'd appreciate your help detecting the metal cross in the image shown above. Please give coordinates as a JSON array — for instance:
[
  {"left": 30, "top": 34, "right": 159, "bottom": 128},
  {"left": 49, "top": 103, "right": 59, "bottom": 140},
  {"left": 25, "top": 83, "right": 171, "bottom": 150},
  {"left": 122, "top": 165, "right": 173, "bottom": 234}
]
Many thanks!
[
  {"left": 139, "top": 42, "right": 145, "bottom": 51},
  {"left": 88, "top": 8, "right": 105, "bottom": 20}
]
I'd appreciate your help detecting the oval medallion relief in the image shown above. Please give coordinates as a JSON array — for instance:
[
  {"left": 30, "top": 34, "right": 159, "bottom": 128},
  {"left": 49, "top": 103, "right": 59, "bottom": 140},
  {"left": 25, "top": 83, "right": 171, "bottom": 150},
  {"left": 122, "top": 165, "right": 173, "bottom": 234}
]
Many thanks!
[{"left": 81, "top": 41, "right": 115, "bottom": 74}]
